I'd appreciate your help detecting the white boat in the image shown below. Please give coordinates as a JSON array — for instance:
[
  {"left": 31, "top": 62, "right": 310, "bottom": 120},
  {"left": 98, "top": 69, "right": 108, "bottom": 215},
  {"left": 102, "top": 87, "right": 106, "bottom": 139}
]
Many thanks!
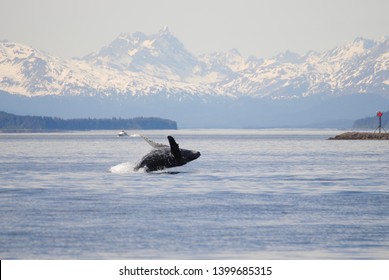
[{"left": 117, "top": 130, "right": 128, "bottom": 137}]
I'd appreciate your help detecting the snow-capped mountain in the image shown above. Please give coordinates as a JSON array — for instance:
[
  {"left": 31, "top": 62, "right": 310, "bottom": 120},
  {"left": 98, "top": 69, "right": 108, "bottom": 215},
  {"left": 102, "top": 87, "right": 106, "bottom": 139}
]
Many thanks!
[
  {"left": 1, "top": 28, "right": 388, "bottom": 100},
  {"left": 84, "top": 27, "right": 199, "bottom": 79}
]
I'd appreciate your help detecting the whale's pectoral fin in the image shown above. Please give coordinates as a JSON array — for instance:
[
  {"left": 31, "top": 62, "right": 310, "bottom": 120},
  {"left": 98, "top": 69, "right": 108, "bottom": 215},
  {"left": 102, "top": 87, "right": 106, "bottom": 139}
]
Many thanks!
[
  {"left": 168, "top": 136, "right": 182, "bottom": 161},
  {"left": 138, "top": 134, "right": 167, "bottom": 148}
]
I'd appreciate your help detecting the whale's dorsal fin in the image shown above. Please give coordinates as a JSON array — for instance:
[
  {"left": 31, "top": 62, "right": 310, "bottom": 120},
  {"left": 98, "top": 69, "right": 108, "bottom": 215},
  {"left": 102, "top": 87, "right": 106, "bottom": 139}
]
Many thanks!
[
  {"left": 168, "top": 136, "right": 182, "bottom": 160},
  {"left": 138, "top": 134, "right": 167, "bottom": 148}
]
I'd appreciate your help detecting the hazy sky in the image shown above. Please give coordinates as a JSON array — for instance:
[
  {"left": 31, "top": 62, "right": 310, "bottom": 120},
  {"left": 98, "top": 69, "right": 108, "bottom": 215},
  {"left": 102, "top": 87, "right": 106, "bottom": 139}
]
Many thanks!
[{"left": 1, "top": 0, "right": 388, "bottom": 59}]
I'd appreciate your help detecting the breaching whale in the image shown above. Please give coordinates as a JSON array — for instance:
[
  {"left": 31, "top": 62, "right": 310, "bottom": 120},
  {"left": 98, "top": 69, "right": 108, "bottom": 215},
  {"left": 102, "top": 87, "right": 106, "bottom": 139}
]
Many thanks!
[{"left": 134, "top": 135, "right": 201, "bottom": 172}]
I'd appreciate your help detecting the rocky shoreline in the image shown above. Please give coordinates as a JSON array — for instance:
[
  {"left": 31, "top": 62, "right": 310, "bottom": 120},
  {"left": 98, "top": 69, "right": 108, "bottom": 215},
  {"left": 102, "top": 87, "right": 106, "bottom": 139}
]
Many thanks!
[{"left": 328, "top": 132, "right": 389, "bottom": 140}]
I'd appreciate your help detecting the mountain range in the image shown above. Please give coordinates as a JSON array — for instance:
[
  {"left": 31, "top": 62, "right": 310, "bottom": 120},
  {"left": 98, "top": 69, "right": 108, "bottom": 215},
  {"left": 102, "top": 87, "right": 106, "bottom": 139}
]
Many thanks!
[{"left": 1, "top": 27, "right": 388, "bottom": 128}]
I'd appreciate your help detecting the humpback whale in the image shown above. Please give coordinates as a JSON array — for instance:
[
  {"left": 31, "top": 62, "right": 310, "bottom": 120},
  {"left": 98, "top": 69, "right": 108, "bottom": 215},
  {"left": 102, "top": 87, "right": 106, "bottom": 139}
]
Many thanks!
[{"left": 134, "top": 135, "right": 201, "bottom": 172}]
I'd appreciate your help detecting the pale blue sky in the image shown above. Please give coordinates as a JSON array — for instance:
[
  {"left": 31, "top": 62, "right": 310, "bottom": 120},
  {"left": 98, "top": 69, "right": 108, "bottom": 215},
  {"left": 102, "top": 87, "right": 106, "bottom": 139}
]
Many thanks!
[{"left": 1, "top": 0, "right": 388, "bottom": 59}]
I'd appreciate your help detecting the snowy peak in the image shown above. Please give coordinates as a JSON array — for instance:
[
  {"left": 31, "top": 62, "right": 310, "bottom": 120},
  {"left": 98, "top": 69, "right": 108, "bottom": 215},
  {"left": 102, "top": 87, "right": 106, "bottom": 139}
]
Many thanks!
[
  {"left": 0, "top": 40, "right": 70, "bottom": 96},
  {"left": 84, "top": 27, "right": 198, "bottom": 78},
  {"left": 336, "top": 38, "right": 373, "bottom": 59},
  {"left": 199, "top": 48, "right": 254, "bottom": 74},
  {"left": 353, "top": 37, "right": 375, "bottom": 48},
  {"left": 323, "top": 37, "right": 383, "bottom": 62},
  {"left": 274, "top": 50, "right": 302, "bottom": 64}
]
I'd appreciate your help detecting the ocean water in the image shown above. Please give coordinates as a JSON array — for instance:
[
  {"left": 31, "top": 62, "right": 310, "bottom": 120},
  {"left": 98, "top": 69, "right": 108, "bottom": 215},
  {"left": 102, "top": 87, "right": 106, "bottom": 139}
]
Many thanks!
[{"left": 0, "top": 129, "right": 388, "bottom": 259}]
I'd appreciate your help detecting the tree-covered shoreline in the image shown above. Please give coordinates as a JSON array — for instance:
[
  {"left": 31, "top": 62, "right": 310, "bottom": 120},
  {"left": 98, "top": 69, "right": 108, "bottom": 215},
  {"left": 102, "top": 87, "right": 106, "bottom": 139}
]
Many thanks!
[{"left": 0, "top": 111, "right": 177, "bottom": 131}]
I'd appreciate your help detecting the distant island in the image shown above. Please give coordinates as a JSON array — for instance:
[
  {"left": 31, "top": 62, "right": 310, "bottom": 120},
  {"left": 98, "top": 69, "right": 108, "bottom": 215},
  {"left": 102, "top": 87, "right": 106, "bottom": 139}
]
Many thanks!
[
  {"left": 329, "top": 111, "right": 389, "bottom": 140},
  {"left": 0, "top": 111, "right": 177, "bottom": 131},
  {"left": 353, "top": 110, "right": 388, "bottom": 129}
]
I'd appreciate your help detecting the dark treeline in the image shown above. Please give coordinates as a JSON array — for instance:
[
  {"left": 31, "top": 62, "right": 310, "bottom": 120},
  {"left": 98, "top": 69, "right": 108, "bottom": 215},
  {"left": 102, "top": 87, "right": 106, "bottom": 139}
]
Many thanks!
[
  {"left": 352, "top": 110, "right": 389, "bottom": 130},
  {"left": 0, "top": 111, "right": 177, "bottom": 130}
]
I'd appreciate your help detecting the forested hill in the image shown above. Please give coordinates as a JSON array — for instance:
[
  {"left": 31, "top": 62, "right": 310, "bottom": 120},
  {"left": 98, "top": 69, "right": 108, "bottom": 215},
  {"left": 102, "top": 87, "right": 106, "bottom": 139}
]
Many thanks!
[
  {"left": 0, "top": 111, "right": 177, "bottom": 131},
  {"left": 352, "top": 111, "right": 389, "bottom": 130}
]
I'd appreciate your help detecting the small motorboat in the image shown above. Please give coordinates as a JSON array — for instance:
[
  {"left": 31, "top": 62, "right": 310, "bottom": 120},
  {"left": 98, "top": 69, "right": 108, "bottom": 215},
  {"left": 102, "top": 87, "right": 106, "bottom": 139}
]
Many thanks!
[{"left": 117, "top": 130, "right": 128, "bottom": 137}]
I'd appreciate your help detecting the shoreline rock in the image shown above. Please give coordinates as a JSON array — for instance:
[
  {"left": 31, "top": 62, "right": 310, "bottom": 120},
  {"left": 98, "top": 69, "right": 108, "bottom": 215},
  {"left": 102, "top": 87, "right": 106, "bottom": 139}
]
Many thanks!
[{"left": 328, "top": 132, "right": 389, "bottom": 140}]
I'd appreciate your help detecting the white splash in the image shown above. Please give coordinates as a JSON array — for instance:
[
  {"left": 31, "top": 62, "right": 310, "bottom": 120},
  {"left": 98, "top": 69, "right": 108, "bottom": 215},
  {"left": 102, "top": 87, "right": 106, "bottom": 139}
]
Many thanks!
[{"left": 109, "top": 162, "right": 134, "bottom": 174}]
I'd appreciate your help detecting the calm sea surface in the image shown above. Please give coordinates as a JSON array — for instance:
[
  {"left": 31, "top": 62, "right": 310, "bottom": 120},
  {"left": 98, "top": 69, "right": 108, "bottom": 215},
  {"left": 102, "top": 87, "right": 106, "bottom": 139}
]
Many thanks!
[{"left": 1, "top": 129, "right": 388, "bottom": 259}]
